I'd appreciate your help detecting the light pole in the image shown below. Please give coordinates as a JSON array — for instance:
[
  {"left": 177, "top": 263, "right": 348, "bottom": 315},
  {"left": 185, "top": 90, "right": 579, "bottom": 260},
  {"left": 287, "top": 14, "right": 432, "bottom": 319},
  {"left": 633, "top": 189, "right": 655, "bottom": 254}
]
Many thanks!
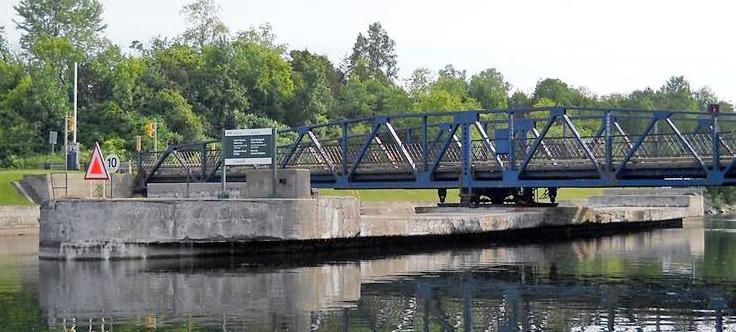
[{"left": 66, "top": 62, "right": 79, "bottom": 170}]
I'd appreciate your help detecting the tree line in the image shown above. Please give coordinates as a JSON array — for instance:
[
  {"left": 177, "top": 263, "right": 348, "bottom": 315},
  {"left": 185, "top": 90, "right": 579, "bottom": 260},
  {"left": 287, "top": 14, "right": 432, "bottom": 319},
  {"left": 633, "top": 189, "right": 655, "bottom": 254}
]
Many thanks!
[{"left": 0, "top": 0, "right": 733, "bottom": 167}]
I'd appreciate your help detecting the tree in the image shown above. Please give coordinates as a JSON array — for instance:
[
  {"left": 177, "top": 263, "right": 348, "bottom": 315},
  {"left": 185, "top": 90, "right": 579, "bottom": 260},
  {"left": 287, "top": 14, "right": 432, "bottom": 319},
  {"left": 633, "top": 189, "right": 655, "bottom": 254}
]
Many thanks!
[
  {"left": 508, "top": 90, "right": 531, "bottom": 107},
  {"left": 236, "top": 23, "right": 284, "bottom": 52},
  {"left": 655, "top": 76, "right": 698, "bottom": 111},
  {"left": 695, "top": 86, "right": 734, "bottom": 113},
  {"left": 468, "top": 68, "right": 510, "bottom": 110},
  {"left": 180, "top": 0, "right": 229, "bottom": 48},
  {"left": 14, "top": 0, "right": 106, "bottom": 54},
  {"left": 0, "top": 26, "right": 10, "bottom": 61},
  {"left": 407, "top": 68, "right": 432, "bottom": 99},
  {"left": 287, "top": 50, "right": 339, "bottom": 126},
  {"left": 532, "top": 78, "right": 596, "bottom": 108},
  {"left": 414, "top": 65, "right": 480, "bottom": 112},
  {"left": 347, "top": 22, "right": 398, "bottom": 80}
]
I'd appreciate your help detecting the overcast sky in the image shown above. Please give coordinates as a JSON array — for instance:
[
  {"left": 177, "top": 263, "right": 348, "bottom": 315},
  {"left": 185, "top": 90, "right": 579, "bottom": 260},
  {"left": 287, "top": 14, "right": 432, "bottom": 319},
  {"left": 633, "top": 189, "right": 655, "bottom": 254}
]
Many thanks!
[{"left": 1, "top": 0, "right": 734, "bottom": 103}]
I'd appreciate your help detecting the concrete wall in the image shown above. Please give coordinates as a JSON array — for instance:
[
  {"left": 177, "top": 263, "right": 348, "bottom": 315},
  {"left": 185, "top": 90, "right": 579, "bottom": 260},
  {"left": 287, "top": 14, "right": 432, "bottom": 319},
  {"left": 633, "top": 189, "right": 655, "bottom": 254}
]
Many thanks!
[
  {"left": 360, "top": 201, "right": 433, "bottom": 215},
  {"left": 587, "top": 194, "right": 704, "bottom": 217},
  {"left": 21, "top": 173, "right": 133, "bottom": 203},
  {"left": 0, "top": 205, "right": 39, "bottom": 235},
  {"left": 147, "top": 182, "right": 249, "bottom": 199},
  {"left": 602, "top": 188, "right": 703, "bottom": 196},
  {"left": 40, "top": 197, "right": 360, "bottom": 260},
  {"left": 147, "top": 169, "right": 311, "bottom": 199}
]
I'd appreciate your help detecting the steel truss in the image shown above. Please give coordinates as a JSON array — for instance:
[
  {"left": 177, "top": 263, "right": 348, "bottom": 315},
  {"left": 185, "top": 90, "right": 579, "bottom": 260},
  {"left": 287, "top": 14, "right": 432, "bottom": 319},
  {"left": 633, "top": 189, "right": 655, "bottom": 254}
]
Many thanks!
[{"left": 138, "top": 107, "right": 736, "bottom": 193}]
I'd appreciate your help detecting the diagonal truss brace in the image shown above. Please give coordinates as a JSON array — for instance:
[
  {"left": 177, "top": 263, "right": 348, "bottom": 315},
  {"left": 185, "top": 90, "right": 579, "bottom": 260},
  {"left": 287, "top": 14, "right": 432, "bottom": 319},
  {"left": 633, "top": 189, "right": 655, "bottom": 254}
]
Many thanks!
[
  {"left": 561, "top": 114, "right": 604, "bottom": 177},
  {"left": 474, "top": 121, "right": 505, "bottom": 170},
  {"left": 665, "top": 118, "right": 709, "bottom": 174},
  {"left": 307, "top": 130, "right": 338, "bottom": 179},
  {"left": 385, "top": 122, "right": 416, "bottom": 172},
  {"left": 615, "top": 115, "right": 660, "bottom": 177}
]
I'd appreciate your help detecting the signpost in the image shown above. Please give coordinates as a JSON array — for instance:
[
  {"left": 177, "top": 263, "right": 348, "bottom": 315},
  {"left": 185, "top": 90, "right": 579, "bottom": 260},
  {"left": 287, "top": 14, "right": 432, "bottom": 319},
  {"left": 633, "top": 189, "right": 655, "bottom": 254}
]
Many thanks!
[
  {"left": 49, "top": 131, "right": 57, "bottom": 167},
  {"left": 222, "top": 128, "right": 276, "bottom": 198},
  {"left": 105, "top": 154, "right": 120, "bottom": 173},
  {"left": 105, "top": 154, "right": 120, "bottom": 198},
  {"left": 84, "top": 142, "right": 110, "bottom": 198},
  {"left": 84, "top": 143, "right": 110, "bottom": 180}
]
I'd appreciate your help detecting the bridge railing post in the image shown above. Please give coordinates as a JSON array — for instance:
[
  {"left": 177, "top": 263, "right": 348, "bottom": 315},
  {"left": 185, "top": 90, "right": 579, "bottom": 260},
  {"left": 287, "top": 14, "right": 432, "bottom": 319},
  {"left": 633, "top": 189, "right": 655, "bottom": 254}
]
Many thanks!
[
  {"left": 200, "top": 142, "right": 207, "bottom": 181},
  {"left": 712, "top": 112, "right": 720, "bottom": 174},
  {"left": 422, "top": 115, "right": 428, "bottom": 173},
  {"left": 605, "top": 111, "right": 613, "bottom": 173},
  {"left": 341, "top": 122, "right": 348, "bottom": 180},
  {"left": 508, "top": 110, "right": 515, "bottom": 171}
]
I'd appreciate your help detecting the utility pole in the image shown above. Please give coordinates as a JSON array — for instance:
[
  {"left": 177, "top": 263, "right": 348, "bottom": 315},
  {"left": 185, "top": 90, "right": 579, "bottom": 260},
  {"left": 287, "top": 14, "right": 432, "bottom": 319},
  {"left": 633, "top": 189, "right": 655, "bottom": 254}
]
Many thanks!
[
  {"left": 64, "top": 111, "right": 68, "bottom": 171},
  {"left": 72, "top": 62, "right": 78, "bottom": 169},
  {"left": 66, "top": 62, "right": 79, "bottom": 170}
]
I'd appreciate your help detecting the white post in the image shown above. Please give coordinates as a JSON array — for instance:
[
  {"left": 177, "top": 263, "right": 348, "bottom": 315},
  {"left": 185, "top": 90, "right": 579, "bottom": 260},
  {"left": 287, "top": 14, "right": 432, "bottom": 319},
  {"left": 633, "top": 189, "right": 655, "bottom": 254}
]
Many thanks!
[
  {"left": 73, "top": 62, "right": 78, "bottom": 145},
  {"left": 63, "top": 111, "right": 68, "bottom": 171}
]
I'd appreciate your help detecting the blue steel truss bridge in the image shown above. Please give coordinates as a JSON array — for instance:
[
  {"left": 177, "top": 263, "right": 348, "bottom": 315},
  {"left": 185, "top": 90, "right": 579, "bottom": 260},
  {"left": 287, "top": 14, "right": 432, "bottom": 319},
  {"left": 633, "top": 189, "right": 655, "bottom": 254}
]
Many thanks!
[{"left": 137, "top": 106, "right": 736, "bottom": 204}]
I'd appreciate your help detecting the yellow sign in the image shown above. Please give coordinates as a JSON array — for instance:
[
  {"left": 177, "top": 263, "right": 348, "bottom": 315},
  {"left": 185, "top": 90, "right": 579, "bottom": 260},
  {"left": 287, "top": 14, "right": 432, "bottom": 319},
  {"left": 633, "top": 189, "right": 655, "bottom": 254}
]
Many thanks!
[
  {"left": 145, "top": 122, "right": 156, "bottom": 138},
  {"left": 67, "top": 114, "right": 76, "bottom": 131}
]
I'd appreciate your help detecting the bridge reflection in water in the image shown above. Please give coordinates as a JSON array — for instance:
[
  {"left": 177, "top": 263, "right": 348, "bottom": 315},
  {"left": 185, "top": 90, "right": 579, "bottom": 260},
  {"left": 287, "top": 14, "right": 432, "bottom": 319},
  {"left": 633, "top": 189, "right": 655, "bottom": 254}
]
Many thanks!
[{"left": 37, "top": 217, "right": 736, "bottom": 331}]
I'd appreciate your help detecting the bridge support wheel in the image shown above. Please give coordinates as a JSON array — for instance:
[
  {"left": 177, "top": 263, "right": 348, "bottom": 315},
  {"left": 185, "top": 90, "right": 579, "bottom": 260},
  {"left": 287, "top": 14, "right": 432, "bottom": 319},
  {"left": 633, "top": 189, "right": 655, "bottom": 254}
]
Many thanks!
[
  {"left": 514, "top": 188, "right": 535, "bottom": 205},
  {"left": 459, "top": 188, "right": 480, "bottom": 207},
  {"left": 548, "top": 187, "right": 558, "bottom": 204},
  {"left": 437, "top": 188, "right": 447, "bottom": 204}
]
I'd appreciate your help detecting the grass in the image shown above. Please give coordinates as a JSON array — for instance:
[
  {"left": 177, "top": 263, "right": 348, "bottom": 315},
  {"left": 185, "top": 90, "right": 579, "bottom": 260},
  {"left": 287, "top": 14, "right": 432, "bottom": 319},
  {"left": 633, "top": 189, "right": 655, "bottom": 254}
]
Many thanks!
[
  {"left": 319, "top": 187, "right": 604, "bottom": 202},
  {"left": 0, "top": 169, "right": 50, "bottom": 205},
  {"left": 319, "top": 189, "right": 461, "bottom": 202},
  {"left": 0, "top": 168, "right": 605, "bottom": 205},
  {"left": 556, "top": 187, "right": 604, "bottom": 201}
]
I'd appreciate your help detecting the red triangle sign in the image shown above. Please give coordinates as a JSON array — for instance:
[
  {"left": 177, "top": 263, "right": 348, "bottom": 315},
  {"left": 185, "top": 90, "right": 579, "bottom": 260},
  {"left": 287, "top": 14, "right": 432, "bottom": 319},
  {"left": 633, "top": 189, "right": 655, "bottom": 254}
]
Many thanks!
[{"left": 85, "top": 142, "right": 110, "bottom": 180}]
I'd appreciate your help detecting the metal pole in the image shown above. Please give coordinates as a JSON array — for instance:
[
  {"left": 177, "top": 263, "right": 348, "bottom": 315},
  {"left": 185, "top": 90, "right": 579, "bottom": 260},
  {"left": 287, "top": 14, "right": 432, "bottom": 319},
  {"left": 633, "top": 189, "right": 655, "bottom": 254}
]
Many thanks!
[
  {"left": 73, "top": 62, "right": 78, "bottom": 145},
  {"left": 220, "top": 132, "right": 227, "bottom": 198},
  {"left": 110, "top": 174, "right": 114, "bottom": 199},
  {"left": 154, "top": 122, "right": 158, "bottom": 151},
  {"left": 605, "top": 111, "right": 612, "bottom": 172},
  {"left": 272, "top": 128, "right": 277, "bottom": 198},
  {"left": 64, "top": 111, "right": 68, "bottom": 172}
]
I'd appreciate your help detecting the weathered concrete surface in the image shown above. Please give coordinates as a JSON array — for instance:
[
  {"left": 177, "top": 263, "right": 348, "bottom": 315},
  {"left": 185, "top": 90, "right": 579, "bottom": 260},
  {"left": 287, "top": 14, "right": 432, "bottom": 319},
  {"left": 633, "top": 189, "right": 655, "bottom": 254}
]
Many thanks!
[
  {"left": 602, "top": 187, "right": 703, "bottom": 196},
  {"left": 360, "top": 201, "right": 432, "bottom": 215},
  {"left": 21, "top": 173, "right": 133, "bottom": 203},
  {"left": 0, "top": 205, "right": 39, "bottom": 236},
  {"left": 40, "top": 197, "right": 360, "bottom": 259},
  {"left": 147, "top": 182, "right": 248, "bottom": 199},
  {"left": 39, "top": 190, "right": 704, "bottom": 260},
  {"left": 360, "top": 205, "right": 689, "bottom": 238},
  {"left": 147, "top": 169, "right": 311, "bottom": 199},
  {"left": 587, "top": 194, "right": 704, "bottom": 217}
]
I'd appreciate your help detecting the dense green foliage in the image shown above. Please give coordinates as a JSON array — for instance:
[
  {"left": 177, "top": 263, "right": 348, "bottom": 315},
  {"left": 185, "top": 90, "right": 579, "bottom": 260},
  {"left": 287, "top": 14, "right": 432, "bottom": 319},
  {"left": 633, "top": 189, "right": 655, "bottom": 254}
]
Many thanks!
[{"left": 0, "top": 0, "right": 733, "bottom": 169}]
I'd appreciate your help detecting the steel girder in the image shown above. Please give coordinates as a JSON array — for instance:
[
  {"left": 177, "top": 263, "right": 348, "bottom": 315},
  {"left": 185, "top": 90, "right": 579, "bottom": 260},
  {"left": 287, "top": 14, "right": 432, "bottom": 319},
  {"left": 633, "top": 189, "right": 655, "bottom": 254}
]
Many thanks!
[{"left": 139, "top": 106, "right": 736, "bottom": 190}]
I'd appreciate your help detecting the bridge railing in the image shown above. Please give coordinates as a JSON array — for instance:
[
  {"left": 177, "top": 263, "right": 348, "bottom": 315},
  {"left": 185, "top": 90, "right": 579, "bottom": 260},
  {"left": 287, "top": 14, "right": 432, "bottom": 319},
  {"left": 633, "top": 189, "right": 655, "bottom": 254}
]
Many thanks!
[{"left": 139, "top": 106, "right": 736, "bottom": 188}]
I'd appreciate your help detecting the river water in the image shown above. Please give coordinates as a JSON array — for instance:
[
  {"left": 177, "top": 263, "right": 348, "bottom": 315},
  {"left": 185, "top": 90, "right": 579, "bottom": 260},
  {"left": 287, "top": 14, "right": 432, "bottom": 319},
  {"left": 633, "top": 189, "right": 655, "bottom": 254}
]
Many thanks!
[{"left": 2, "top": 217, "right": 736, "bottom": 331}]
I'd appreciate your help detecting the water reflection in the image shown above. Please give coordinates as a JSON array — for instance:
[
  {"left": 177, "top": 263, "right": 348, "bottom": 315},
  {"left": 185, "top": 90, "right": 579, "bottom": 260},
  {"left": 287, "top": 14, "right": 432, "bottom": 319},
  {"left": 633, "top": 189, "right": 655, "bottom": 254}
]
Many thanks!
[{"left": 5, "top": 217, "right": 736, "bottom": 330}]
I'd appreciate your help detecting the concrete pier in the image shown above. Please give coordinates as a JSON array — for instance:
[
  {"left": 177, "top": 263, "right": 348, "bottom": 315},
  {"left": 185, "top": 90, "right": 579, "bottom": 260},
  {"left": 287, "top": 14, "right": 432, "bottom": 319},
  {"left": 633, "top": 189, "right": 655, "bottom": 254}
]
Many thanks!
[
  {"left": 39, "top": 189, "right": 703, "bottom": 260},
  {"left": 40, "top": 197, "right": 359, "bottom": 260}
]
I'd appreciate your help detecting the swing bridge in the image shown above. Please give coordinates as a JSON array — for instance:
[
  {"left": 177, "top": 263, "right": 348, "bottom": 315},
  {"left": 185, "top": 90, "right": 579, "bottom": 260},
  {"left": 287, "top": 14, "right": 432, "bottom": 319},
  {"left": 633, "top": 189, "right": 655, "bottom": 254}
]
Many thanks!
[{"left": 136, "top": 106, "right": 736, "bottom": 203}]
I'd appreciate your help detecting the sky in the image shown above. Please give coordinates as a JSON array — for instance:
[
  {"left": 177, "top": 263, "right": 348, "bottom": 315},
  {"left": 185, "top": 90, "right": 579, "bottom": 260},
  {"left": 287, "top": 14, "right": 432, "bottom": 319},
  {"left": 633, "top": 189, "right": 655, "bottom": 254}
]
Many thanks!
[{"left": 1, "top": 0, "right": 734, "bottom": 103}]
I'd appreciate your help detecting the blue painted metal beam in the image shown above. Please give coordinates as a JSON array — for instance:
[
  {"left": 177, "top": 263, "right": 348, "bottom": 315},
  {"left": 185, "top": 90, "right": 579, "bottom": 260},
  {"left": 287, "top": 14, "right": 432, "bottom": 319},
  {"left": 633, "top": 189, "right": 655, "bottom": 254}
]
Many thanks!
[{"left": 142, "top": 106, "right": 736, "bottom": 190}]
